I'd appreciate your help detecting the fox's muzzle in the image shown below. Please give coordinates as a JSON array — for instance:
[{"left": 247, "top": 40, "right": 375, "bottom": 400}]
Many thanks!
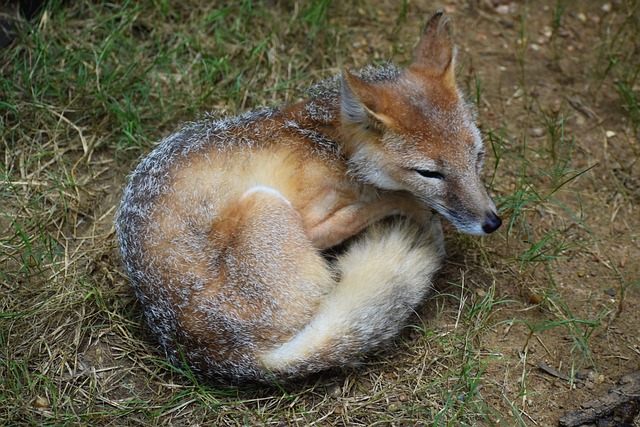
[{"left": 482, "top": 211, "right": 502, "bottom": 234}]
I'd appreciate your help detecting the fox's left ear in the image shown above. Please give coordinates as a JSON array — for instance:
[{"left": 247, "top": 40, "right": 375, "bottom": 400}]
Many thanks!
[
  {"left": 410, "top": 11, "right": 456, "bottom": 87},
  {"left": 341, "top": 69, "right": 395, "bottom": 131}
]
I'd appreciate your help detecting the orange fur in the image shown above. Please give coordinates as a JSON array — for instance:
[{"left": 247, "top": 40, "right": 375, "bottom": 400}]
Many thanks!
[{"left": 116, "top": 11, "right": 500, "bottom": 383}]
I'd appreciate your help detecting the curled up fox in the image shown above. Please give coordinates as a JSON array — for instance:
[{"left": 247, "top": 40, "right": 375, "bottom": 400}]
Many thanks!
[{"left": 116, "top": 12, "right": 501, "bottom": 383}]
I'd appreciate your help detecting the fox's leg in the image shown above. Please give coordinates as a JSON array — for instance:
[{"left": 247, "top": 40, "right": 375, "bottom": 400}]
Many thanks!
[
  {"left": 307, "top": 191, "right": 434, "bottom": 249},
  {"left": 259, "top": 215, "right": 444, "bottom": 379},
  {"left": 211, "top": 184, "right": 334, "bottom": 318},
  {"left": 185, "top": 185, "right": 335, "bottom": 377}
]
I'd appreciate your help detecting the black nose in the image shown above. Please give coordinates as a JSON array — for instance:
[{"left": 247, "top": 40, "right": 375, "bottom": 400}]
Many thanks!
[{"left": 482, "top": 212, "right": 502, "bottom": 234}]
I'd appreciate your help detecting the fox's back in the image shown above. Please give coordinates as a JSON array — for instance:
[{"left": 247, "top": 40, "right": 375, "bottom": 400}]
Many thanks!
[{"left": 118, "top": 107, "right": 344, "bottom": 251}]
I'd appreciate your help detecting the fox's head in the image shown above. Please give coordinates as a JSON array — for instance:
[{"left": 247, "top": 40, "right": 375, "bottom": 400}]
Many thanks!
[{"left": 340, "top": 11, "right": 501, "bottom": 235}]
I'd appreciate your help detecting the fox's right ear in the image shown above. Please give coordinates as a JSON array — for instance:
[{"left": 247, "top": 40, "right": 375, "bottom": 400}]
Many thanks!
[
  {"left": 410, "top": 11, "right": 455, "bottom": 86},
  {"left": 341, "top": 69, "right": 394, "bottom": 131}
]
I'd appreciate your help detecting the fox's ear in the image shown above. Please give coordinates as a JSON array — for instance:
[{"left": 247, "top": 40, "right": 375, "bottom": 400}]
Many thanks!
[
  {"left": 341, "top": 69, "right": 394, "bottom": 130},
  {"left": 410, "top": 11, "right": 455, "bottom": 86}
]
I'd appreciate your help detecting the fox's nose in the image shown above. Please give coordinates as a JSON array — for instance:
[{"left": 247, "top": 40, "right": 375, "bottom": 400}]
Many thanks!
[{"left": 482, "top": 212, "right": 502, "bottom": 234}]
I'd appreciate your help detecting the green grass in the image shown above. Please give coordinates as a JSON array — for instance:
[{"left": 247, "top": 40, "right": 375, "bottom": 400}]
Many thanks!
[{"left": 1, "top": 0, "right": 639, "bottom": 425}]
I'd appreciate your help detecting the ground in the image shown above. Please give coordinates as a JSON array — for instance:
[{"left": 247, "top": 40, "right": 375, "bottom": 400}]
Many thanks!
[{"left": 1, "top": 0, "right": 639, "bottom": 425}]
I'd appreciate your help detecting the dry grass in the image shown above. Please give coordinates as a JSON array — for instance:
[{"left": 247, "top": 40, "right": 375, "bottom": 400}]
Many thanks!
[{"left": 2, "top": 0, "right": 639, "bottom": 425}]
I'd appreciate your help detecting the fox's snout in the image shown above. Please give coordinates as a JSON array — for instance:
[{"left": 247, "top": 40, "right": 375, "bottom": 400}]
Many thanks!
[
  {"left": 441, "top": 205, "right": 502, "bottom": 236},
  {"left": 482, "top": 211, "right": 502, "bottom": 234},
  {"left": 434, "top": 179, "right": 502, "bottom": 236}
]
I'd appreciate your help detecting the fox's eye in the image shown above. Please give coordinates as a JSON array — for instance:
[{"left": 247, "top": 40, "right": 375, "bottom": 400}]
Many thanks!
[{"left": 415, "top": 169, "right": 445, "bottom": 180}]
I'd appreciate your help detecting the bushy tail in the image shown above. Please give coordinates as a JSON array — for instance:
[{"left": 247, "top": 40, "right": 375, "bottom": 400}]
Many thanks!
[{"left": 259, "top": 216, "right": 444, "bottom": 379}]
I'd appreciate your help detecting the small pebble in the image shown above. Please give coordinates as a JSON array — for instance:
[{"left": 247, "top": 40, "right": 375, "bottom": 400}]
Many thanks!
[
  {"left": 496, "top": 5, "right": 510, "bottom": 15},
  {"left": 34, "top": 396, "right": 50, "bottom": 408},
  {"left": 529, "top": 293, "right": 543, "bottom": 304},
  {"left": 531, "top": 127, "right": 545, "bottom": 137},
  {"left": 326, "top": 383, "right": 342, "bottom": 398},
  {"left": 388, "top": 402, "right": 402, "bottom": 412}
]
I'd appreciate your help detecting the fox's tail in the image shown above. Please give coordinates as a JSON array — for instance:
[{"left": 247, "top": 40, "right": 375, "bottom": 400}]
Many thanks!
[{"left": 259, "top": 216, "right": 444, "bottom": 379}]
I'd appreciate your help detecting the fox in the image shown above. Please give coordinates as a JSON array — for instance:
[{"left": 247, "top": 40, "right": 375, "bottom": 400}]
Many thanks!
[{"left": 115, "top": 11, "right": 501, "bottom": 383}]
